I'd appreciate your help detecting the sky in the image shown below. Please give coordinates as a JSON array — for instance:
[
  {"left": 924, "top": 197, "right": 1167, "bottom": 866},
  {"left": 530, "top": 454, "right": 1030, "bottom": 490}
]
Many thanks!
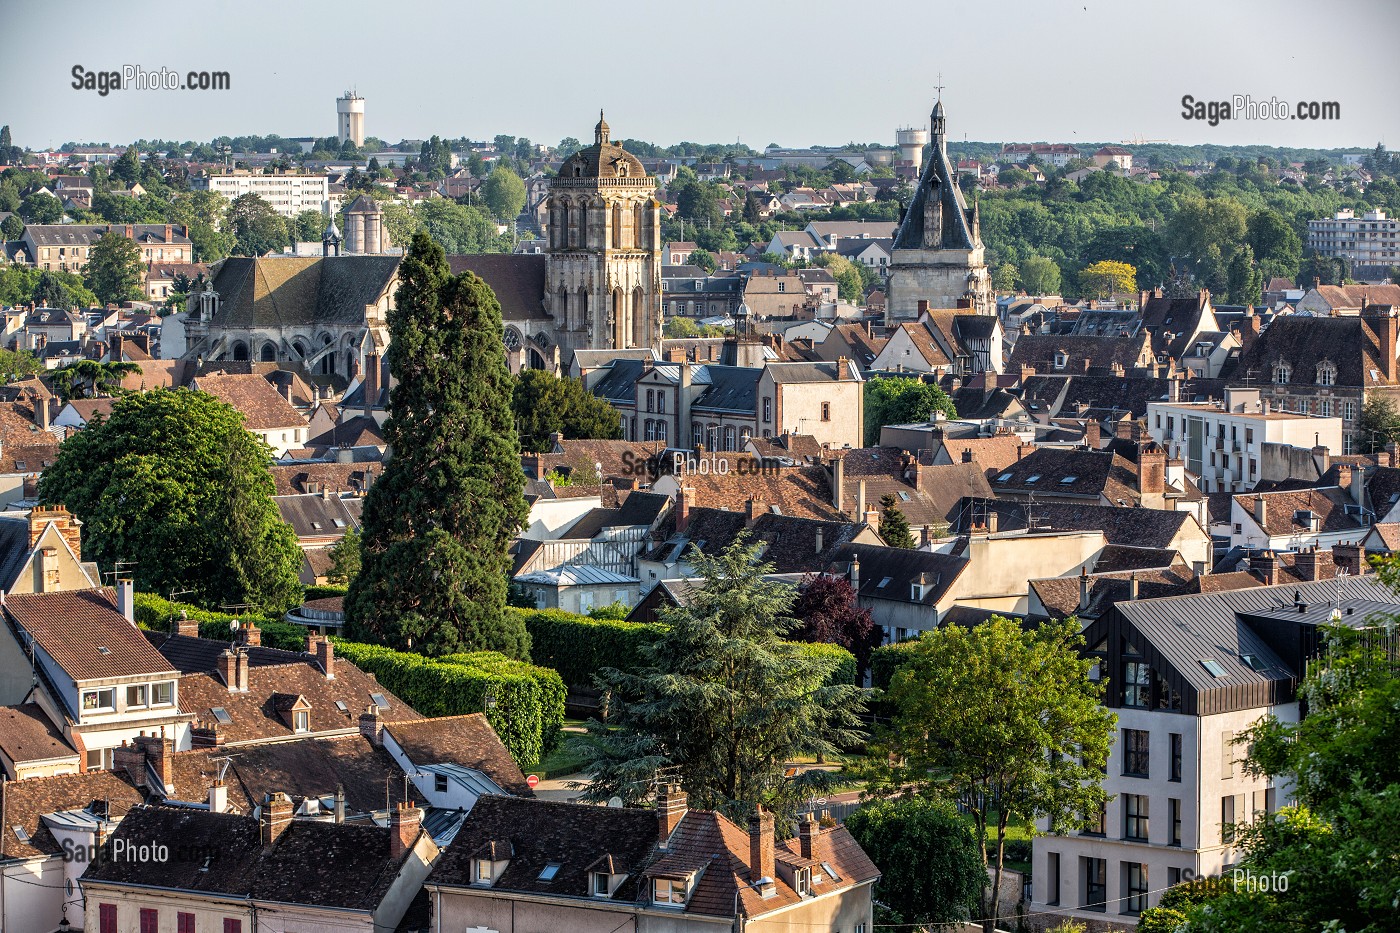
[{"left": 5, "top": 0, "right": 1399, "bottom": 153}]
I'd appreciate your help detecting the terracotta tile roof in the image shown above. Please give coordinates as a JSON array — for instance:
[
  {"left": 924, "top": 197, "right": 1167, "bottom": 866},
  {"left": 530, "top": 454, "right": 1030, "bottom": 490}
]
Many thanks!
[
  {"left": 678, "top": 465, "right": 840, "bottom": 521},
  {"left": 384, "top": 714, "right": 532, "bottom": 796},
  {"left": 895, "top": 322, "right": 952, "bottom": 367},
  {"left": 1369, "top": 522, "right": 1400, "bottom": 551},
  {"left": 0, "top": 442, "right": 61, "bottom": 475},
  {"left": 1309, "top": 284, "right": 1400, "bottom": 309},
  {"left": 4, "top": 588, "right": 177, "bottom": 683},
  {"left": 0, "top": 401, "right": 50, "bottom": 447},
  {"left": 0, "top": 703, "right": 76, "bottom": 767},
  {"left": 838, "top": 451, "right": 993, "bottom": 526},
  {"left": 192, "top": 373, "right": 307, "bottom": 431},
  {"left": 748, "top": 433, "right": 827, "bottom": 462},
  {"left": 988, "top": 447, "right": 1139, "bottom": 503},
  {"left": 538, "top": 439, "right": 658, "bottom": 483},
  {"left": 0, "top": 769, "right": 145, "bottom": 860},
  {"left": 1232, "top": 486, "right": 1367, "bottom": 537},
  {"left": 270, "top": 461, "right": 381, "bottom": 496}
]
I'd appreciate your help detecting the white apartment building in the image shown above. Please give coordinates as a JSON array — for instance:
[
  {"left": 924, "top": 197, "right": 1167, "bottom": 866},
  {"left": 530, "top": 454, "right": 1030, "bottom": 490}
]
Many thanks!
[
  {"left": 192, "top": 171, "right": 331, "bottom": 218},
  {"left": 1147, "top": 387, "right": 1343, "bottom": 493},
  {"left": 1031, "top": 576, "right": 1394, "bottom": 924},
  {"left": 1307, "top": 208, "right": 1400, "bottom": 269}
]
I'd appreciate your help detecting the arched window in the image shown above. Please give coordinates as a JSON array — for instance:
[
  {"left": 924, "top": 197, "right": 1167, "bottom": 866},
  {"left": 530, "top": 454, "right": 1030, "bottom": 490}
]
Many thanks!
[
  {"left": 1273, "top": 363, "right": 1292, "bottom": 385},
  {"left": 1316, "top": 361, "right": 1336, "bottom": 386},
  {"left": 231, "top": 342, "right": 249, "bottom": 361},
  {"left": 260, "top": 342, "right": 277, "bottom": 362}
]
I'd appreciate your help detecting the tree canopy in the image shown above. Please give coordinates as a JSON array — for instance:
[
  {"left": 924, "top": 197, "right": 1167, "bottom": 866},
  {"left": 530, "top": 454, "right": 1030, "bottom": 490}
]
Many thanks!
[
  {"left": 84, "top": 232, "right": 145, "bottom": 305},
  {"left": 511, "top": 369, "right": 622, "bottom": 453},
  {"left": 37, "top": 389, "right": 303, "bottom": 612},
  {"left": 226, "top": 193, "right": 288, "bottom": 257},
  {"left": 481, "top": 165, "right": 526, "bottom": 223},
  {"left": 863, "top": 376, "right": 958, "bottom": 445}
]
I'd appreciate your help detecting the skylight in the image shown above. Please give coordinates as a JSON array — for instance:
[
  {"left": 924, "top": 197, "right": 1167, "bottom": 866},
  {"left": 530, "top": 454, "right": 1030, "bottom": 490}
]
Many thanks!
[
  {"left": 1200, "top": 659, "right": 1227, "bottom": 678},
  {"left": 1059, "top": 476, "right": 1078, "bottom": 485},
  {"left": 211, "top": 707, "right": 232, "bottom": 724},
  {"left": 1025, "top": 474, "right": 1041, "bottom": 484},
  {"left": 877, "top": 576, "right": 893, "bottom": 588},
  {"left": 538, "top": 862, "right": 562, "bottom": 881},
  {"left": 12, "top": 825, "right": 28, "bottom": 842},
  {"left": 996, "top": 472, "right": 1013, "bottom": 482},
  {"left": 334, "top": 700, "right": 348, "bottom": 713},
  {"left": 1241, "top": 654, "right": 1268, "bottom": 672},
  {"left": 370, "top": 692, "right": 390, "bottom": 709},
  {"left": 821, "top": 861, "right": 840, "bottom": 882},
  {"left": 897, "top": 491, "right": 911, "bottom": 501}
]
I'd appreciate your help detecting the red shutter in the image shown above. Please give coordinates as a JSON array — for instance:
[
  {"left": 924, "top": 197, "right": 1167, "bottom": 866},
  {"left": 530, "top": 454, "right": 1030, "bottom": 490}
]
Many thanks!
[
  {"left": 140, "top": 908, "right": 158, "bottom": 933},
  {"left": 178, "top": 913, "right": 195, "bottom": 933},
  {"left": 223, "top": 919, "right": 242, "bottom": 933},
  {"left": 100, "top": 905, "right": 117, "bottom": 933}
]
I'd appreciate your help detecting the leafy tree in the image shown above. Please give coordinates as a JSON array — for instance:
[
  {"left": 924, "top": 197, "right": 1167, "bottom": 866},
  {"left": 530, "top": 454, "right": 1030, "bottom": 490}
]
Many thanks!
[
  {"left": 1245, "top": 209, "right": 1302, "bottom": 277},
  {"left": 1357, "top": 395, "right": 1400, "bottom": 453},
  {"left": 37, "top": 389, "right": 304, "bottom": 613},
  {"left": 0, "top": 348, "right": 42, "bottom": 383},
  {"left": 556, "top": 137, "right": 583, "bottom": 158},
  {"left": 878, "top": 493, "right": 915, "bottom": 549},
  {"left": 511, "top": 369, "right": 622, "bottom": 452},
  {"left": 0, "top": 214, "right": 22, "bottom": 240},
  {"left": 84, "top": 232, "right": 145, "bottom": 305},
  {"left": 327, "top": 528, "right": 361, "bottom": 585},
  {"left": 345, "top": 233, "right": 530, "bottom": 658},
  {"left": 573, "top": 533, "right": 866, "bottom": 826},
  {"left": 991, "top": 262, "right": 1019, "bottom": 293},
  {"left": 49, "top": 359, "right": 140, "bottom": 402},
  {"left": 845, "top": 796, "right": 984, "bottom": 927},
  {"left": 33, "top": 270, "right": 74, "bottom": 309},
  {"left": 19, "top": 192, "right": 62, "bottom": 224},
  {"left": 863, "top": 376, "right": 958, "bottom": 445},
  {"left": 292, "top": 209, "right": 327, "bottom": 243},
  {"left": 110, "top": 146, "right": 142, "bottom": 187},
  {"left": 226, "top": 193, "right": 288, "bottom": 257},
  {"left": 1079, "top": 259, "right": 1136, "bottom": 300},
  {"left": 687, "top": 248, "right": 716, "bottom": 272},
  {"left": 1225, "top": 244, "right": 1262, "bottom": 306},
  {"left": 663, "top": 316, "right": 700, "bottom": 338},
  {"left": 1020, "top": 254, "right": 1062, "bottom": 295},
  {"left": 872, "top": 616, "right": 1114, "bottom": 933},
  {"left": 481, "top": 165, "right": 526, "bottom": 222},
  {"left": 415, "top": 198, "right": 502, "bottom": 253},
  {"left": 813, "top": 252, "right": 865, "bottom": 303},
  {"left": 791, "top": 573, "right": 880, "bottom": 674}
]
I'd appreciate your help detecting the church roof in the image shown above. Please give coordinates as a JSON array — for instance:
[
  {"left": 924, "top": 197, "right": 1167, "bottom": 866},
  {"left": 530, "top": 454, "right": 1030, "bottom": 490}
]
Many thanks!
[
  {"left": 205, "top": 256, "right": 400, "bottom": 329},
  {"left": 891, "top": 101, "right": 978, "bottom": 252},
  {"left": 557, "top": 111, "right": 648, "bottom": 182},
  {"left": 448, "top": 255, "right": 550, "bottom": 321}
]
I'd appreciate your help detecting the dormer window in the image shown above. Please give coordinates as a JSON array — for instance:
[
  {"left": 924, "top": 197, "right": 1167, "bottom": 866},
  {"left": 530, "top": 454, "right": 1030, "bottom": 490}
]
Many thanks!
[
  {"left": 294, "top": 710, "right": 310, "bottom": 733},
  {"left": 475, "top": 859, "right": 494, "bottom": 884},
  {"left": 1273, "top": 363, "right": 1292, "bottom": 384},
  {"left": 1054, "top": 351, "right": 1069, "bottom": 370},
  {"left": 653, "top": 877, "right": 689, "bottom": 907},
  {"left": 1316, "top": 361, "right": 1336, "bottom": 386},
  {"left": 593, "top": 872, "right": 614, "bottom": 896},
  {"left": 794, "top": 867, "right": 812, "bottom": 896}
]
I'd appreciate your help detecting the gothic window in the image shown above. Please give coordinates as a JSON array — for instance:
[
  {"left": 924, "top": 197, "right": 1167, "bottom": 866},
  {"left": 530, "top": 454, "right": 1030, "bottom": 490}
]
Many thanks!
[
  {"left": 231, "top": 342, "right": 249, "bottom": 361},
  {"left": 1273, "top": 362, "right": 1292, "bottom": 384},
  {"left": 1316, "top": 361, "right": 1336, "bottom": 386},
  {"left": 260, "top": 343, "right": 277, "bottom": 362}
]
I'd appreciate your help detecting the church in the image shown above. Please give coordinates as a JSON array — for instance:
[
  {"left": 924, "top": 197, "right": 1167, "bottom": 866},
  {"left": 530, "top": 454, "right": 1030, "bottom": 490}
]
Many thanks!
[
  {"left": 885, "top": 98, "right": 994, "bottom": 322},
  {"left": 179, "top": 112, "right": 662, "bottom": 378}
]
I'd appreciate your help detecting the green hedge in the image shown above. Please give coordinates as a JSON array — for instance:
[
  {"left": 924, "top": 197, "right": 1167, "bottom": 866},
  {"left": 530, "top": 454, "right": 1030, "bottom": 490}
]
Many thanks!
[
  {"left": 332, "top": 640, "right": 563, "bottom": 769},
  {"left": 305, "top": 585, "right": 349, "bottom": 601},
  {"left": 132, "top": 593, "right": 308, "bottom": 652},
  {"left": 795, "top": 642, "right": 859, "bottom": 687},
  {"left": 870, "top": 639, "right": 924, "bottom": 691}
]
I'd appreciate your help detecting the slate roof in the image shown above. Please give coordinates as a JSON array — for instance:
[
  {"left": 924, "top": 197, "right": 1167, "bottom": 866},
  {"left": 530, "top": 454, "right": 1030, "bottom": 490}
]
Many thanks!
[
  {"left": 957, "top": 499, "right": 1201, "bottom": 550},
  {"left": 22, "top": 224, "right": 191, "bottom": 248},
  {"left": 829, "top": 542, "right": 967, "bottom": 606},
  {"left": 83, "top": 805, "right": 417, "bottom": 910},
  {"left": 448, "top": 255, "right": 549, "bottom": 321},
  {"left": 275, "top": 494, "right": 362, "bottom": 539},
  {"left": 1032, "top": 566, "right": 1197, "bottom": 620},
  {"left": 385, "top": 715, "right": 532, "bottom": 796},
  {"left": 1233, "top": 486, "right": 1367, "bottom": 536},
  {"left": 4, "top": 588, "right": 177, "bottom": 684},
  {"left": 1008, "top": 333, "right": 1154, "bottom": 375},
  {"left": 1233, "top": 315, "right": 1393, "bottom": 387},
  {"left": 693, "top": 365, "right": 761, "bottom": 412},
  {"left": 270, "top": 462, "right": 381, "bottom": 495},
  {"left": 205, "top": 256, "right": 400, "bottom": 329}
]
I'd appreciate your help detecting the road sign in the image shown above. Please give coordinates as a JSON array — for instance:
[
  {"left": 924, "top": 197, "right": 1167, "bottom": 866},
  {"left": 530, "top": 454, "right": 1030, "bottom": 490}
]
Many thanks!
[{"left": 526, "top": 774, "right": 540, "bottom": 788}]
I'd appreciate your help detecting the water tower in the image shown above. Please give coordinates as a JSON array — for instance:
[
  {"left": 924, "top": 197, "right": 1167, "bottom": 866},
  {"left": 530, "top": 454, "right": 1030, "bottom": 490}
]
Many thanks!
[
  {"left": 896, "top": 125, "right": 929, "bottom": 174},
  {"left": 336, "top": 90, "right": 365, "bottom": 148}
]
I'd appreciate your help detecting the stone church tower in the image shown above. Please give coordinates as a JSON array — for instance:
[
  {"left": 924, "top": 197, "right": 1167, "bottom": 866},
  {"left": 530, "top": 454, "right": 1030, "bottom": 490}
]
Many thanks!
[
  {"left": 886, "top": 98, "right": 994, "bottom": 322},
  {"left": 544, "top": 113, "right": 662, "bottom": 352}
]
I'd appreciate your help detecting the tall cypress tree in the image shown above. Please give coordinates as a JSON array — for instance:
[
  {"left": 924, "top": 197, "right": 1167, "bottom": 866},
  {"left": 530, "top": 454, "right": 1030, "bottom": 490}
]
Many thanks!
[{"left": 345, "top": 232, "right": 530, "bottom": 657}]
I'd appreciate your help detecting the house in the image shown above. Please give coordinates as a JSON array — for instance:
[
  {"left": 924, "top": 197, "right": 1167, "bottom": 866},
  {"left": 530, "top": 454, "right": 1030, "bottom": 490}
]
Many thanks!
[
  {"left": 52, "top": 398, "right": 116, "bottom": 430},
  {"left": 18, "top": 224, "right": 193, "bottom": 273},
  {"left": 191, "top": 373, "right": 309, "bottom": 457},
  {"left": 426, "top": 788, "right": 878, "bottom": 933},
  {"left": 1030, "top": 575, "right": 1398, "bottom": 923},
  {"left": 1226, "top": 477, "right": 1371, "bottom": 551},
  {"left": 0, "top": 506, "right": 101, "bottom": 599},
  {"left": 1008, "top": 332, "right": 1157, "bottom": 376},
  {"left": 1092, "top": 146, "right": 1134, "bottom": 170},
  {"left": 275, "top": 492, "right": 363, "bottom": 584},
  {"left": 1294, "top": 283, "right": 1400, "bottom": 316},
  {"left": 80, "top": 800, "right": 437, "bottom": 933},
  {"left": 870, "top": 305, "right": 1004, "bottom": 376}
]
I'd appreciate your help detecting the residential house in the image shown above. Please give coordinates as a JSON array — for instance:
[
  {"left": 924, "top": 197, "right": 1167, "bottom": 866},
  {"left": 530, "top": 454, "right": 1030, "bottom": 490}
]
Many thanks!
[
  {"left": 275, "top": 492, "right": 363, "bottom": 585},
  {"left": 191, "top": 372, "right": 309, "bottom": 457},
  {"left": 18, "top": 224, "right": 192, "bottom": 274}
]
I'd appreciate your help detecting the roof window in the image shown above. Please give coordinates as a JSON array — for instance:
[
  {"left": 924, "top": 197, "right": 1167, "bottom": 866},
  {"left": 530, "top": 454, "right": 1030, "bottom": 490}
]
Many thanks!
[{"left": 1200, "top": 659, "right": 1227, "bottom": 678}]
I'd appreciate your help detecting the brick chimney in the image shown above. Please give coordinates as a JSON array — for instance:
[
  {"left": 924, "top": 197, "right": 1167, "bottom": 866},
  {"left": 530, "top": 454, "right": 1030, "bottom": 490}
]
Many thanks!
[
  {"left": 1137, "top": 444, "right": 1166, "bottom": 495},
  {"left": 1085, "top": 420, "right": 1101, "bottom": 450},
  {"left": 657, "top": 784, "right": 687, "bottom": 846},
  {"left": 1251, "top": 550, "right": 1278, "bottom": 586},
  {"left": 676, "top": 484, "right": 694, "bottom": 533},
  {"left": 236, "top": 620, "right": 261, "bottom": 647},
  {"left": 1333, "top": 541, "right": 1366, "bottom": 576},
  {"left": 748, "top": 808, "right": 776, "bottom": 894},
  {"left": 798, "top": 811, "right": 820, "bottom": 859},
  {"left": 191, "top": 722, "right": 224, "bottom": 748},
  {"left": 1295, "top": 545, "right": 1320, "bottom": 581},
  {"left": 745, "top": 496, "right": 764, "bottom": 525},
  {"left": 390, "top": 802, "right": 423, "bottom": 862},
  {"left": 315, "top": 637, "right": 335, "bottom": 680},
  {"left": 260, "top": 792, "right": 294, "bottom": 846},
  {"left": 27, "top": 505, "right": 83, "bottom": 555},
  {"left": 164, "top": 223, "right": 172, "bottom": 244},
  {"left": 218, "top": 649, "right": 249, "bottom": 692},
  {"left": 113, "top": 742, "right": 147, "bottom": 786},
  {"left": 1363, "top": 305, "right": 1398, "bottom": 383},
  {"left": 173, "top": 610, "right": 199, "bottom": 638},
  {"left": 137, "top": 735, "right": 174, "bottom": 793},
  {"left": 359, "top": 706, "right": 384, "bottom": 745},
  {"left": 830, "top": 455, "right": 845, "bottom": 512}
]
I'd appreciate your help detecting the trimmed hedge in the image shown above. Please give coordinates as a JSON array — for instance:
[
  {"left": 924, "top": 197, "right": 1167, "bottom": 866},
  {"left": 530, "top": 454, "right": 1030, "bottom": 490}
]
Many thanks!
[
  {"left": 332, "top": 640, "right": 564, "bottom": 769},
  {"left": 305, "top": 584, "right": 349, "bottom": 601},
  {"left": 516, "top": 605, "right": 858, "bottom": 690},
  {"left": 132, "top": 593, "right": 308, "bottom": 652}
]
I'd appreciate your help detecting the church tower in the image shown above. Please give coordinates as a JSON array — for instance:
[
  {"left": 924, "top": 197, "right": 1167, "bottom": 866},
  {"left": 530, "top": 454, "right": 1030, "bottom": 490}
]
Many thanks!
[
  {"left": 886, "top": 97, "right": 994, "bottom": 322},
  {"left": 544, "top": 112, "right": 662, "bottom": 352}
]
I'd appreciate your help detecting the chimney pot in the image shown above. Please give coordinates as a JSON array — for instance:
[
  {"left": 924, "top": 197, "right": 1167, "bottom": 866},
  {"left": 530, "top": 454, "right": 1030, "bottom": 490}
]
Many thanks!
[{"left": 260, "top": 792, "right": 294, "bottom": 846}]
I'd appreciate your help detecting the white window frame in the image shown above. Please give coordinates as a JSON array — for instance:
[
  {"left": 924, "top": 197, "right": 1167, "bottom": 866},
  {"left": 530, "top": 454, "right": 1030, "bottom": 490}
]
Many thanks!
[{"left": 82, "top": 688, "right": 115, "bottom": 713}]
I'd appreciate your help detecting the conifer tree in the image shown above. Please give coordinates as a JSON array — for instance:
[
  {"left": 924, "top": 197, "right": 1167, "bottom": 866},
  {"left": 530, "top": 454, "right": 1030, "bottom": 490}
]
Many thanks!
[
  {"left": 345, "top": 232, "right": 530, "bottom": 657},
  {"left": 879, "top": 493, "right": 916, "bottom": 548}
]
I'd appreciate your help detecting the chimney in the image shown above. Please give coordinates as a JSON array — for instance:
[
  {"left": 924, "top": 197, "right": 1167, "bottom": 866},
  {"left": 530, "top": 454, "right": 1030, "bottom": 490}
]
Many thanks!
[
  {"left": 1116, "top": 420, "right": 1133, "bottom": 441},
  {"left": 37, "top": 396, "right": 51, "bottom": 430},
  {"left": 831, "top": 456, "right": 845, "bottom": 513},
  {"left": 1085, "top": 420, "right": 1101, "bottom": 450},
  {"left": 191, "top": 723, "right": 224, "bottom": 748},
  {"left": 657, "top": 784, "right": 687, "bottom": 846},
  {"left": 278, "top": 380, "right": 293, "bottom": 403},
  {"left": 1253, "top": 493, "right": 1268, "bottom": 527},
  {"left": 848, "top": 555, "right": 860, "bottom": 591},
  {"left": 676, "top": 484, "right": 694, "bottom": 533},
  {"left": 315, "top": 637, "right": 335, "bottom": 680},
  {"left": 359, "top": 706, "right": 384, "bottom": 745},
  {"left": 173, "top": 610, "right": 199, "bottom": 638},
  {"left": 123, "top": 224, "right": 134, "bottom": 240},
  {"left": 798, "top": 811, "right": 820, "bottom": 860},
  {"left": 362, "top": 351, "right": 381, "bottom": 419},
  {"left": 1363, "top": 305, "right": 1398, "bottom": 383},
  {"left": 1333, "top": 541, "right": 1366, "bottom": 576},
  {"left": 919, "top": 524, "right": 932, "bottom": 547},
  {"left": 237, "top": 650, "right": 249, "bottom": 691},
  {"left": 112, "top": 743, "right": 146, "bottom": 785},
  {"left": 218, "top": 649, "right": 245, "bottom": 692},
  {"left": 39, "top": 547, "right": 59, "bottom": 592},
  {"left": 962, "top": 447, "right": 974, "bottom": 463},
  {"left": 208, "top": 780, "right": 228, "bottom": 814},
  {"left": 1251, "top": 550, "right": 1278, "bottom": 586},
  {"left": 334, "top": 785, "right": 346, "bottom": 823},
  {"left": 117, "top": 579, "right": 134, "bottom": 623},
  {"left": 748, "top": 808, "right": 776, "bottom": 895},
  {"left": 164, "top": 223, "right": 172, "bottom": 244},
  {"left": 236, "top": 620, "right": 261, "bottom": 646},
  {"left": 835, "top": 355, "right": 849, "bottom": 379},
  {"left": 745, "top": 496, "right": 764, "bottom": 525},
  {"left": 27, "top": 505, "right": 83, "bottom": 555},
  {"left": 1078, "top": 566, "right": 1090, "bottom": 611},
  {"left": 1137, "top": 444, "right": 1166, "bottom": 495},
  {"left": 1312, "top": 445, "right": 1331, "bottom": 475},
  {"left": 390, "top": 802, "right": 422, "bottom": 862},
  {"left": 916, "top": 299, "right": 930, "bottom": 317},
  {"left": 815, "top": 526, "right": 824, "bottom": 554},
  {"left": 1295, "top": 545, "right": 1320, "bottom": 582},
  {"left": 856, "top": 479, "right": 867, "bottom": 519},
  {"left": 1128, "top": 573, "right": 1139, "bottom": 601},
  {"left": 260, "top": 792, "right": 294, "bottom": 846}
]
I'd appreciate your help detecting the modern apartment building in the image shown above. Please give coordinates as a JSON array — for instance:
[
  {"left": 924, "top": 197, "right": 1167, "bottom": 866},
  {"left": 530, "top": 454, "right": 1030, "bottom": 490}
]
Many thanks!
[
  {"left": 1030, "top": 575, "right": 1396, "bottom": 924},
  {"left": 1307, "top": 208, "right": 1400, "bottom": 269},
  {"left": 191, "top": 171, "right": 331, "bottom": 218}
]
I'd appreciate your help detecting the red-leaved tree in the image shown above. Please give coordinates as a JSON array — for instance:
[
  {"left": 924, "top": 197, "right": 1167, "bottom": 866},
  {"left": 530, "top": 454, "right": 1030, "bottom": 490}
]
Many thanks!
[{"left": 792, "top": 573, "right": 881, "bottom": 674}]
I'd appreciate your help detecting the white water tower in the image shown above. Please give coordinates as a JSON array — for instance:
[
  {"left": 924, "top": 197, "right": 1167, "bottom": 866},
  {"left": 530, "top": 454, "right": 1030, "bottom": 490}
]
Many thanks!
[
  {"left": 337, "top": 90, "right": 365, "bottom": 148},
  {"left": 896, "top": 125, "right": 929, "bottom": 175}
]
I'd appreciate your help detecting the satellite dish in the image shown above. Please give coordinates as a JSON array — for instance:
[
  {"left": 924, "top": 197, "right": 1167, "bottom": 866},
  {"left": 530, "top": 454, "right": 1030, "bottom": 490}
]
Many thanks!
[
  {"left": 229, "top": 620, "right": 240, "bottom": 631},
  {"left": 607, "top": 796, "right": 623, "bottom": 808}
]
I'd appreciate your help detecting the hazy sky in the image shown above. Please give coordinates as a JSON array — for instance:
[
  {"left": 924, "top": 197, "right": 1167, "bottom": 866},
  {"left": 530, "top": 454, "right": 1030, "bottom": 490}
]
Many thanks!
[{"left": 6, "top": 0, "right": 1398, "bottom": 152}]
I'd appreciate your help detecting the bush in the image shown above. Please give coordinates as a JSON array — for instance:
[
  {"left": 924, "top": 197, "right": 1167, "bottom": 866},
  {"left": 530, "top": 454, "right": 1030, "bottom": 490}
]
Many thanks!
[
  {"left": 794, "top": 641, "right": 859, "bottom": 687},
  {"left": 870, "top": 639, "right": 923, "bottom": 691},
  {"left": 304, "top": 584, "right": 349, "bottom": 601},
  {"left": 132, "top": 593, "right": 307, "bottom": 652},
  {"left": 332, "top": 640, "right": 564, "bottom": 769}
]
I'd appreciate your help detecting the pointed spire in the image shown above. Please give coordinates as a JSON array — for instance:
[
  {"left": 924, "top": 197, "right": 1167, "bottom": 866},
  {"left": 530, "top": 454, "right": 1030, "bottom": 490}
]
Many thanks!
[
  {"left": 595, "top": 110, "right": 610, "bottom": 146},
  {"left": 931, "top": 97, "right": 947, "bottom": 151}
]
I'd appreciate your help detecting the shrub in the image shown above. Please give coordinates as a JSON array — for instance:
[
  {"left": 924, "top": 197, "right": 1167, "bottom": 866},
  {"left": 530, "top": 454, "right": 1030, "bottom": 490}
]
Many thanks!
[
  {"left": 304, "top": 584, "right": 349, "bottom": 601},
  {"left": 132, "top": 593, "right": 307, "bottom": 651},
  {"left": 794, "top": 641, "right": 859, "bottom": 687},
  {"left": 869, "top": 639, "right": 923, "bottom": 691}
]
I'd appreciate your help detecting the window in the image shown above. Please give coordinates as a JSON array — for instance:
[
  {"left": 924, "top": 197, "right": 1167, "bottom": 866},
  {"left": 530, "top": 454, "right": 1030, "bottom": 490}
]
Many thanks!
[
  {"left": 294, "top": 710, "right": 310, "bottom": 733},
  {"left": 654, "top": 878, "right": 687, "bottom": 906},
  {"left": 1170, "top": 733, "right": 1183, "bottom": 782},
  {"left": 431, "top": 773, "right": 449, "bottom": 793},
  {"left": 86, "top": 747, "right": 114, "bottom": 770},
  {"left": 645, "top": 389, "right": 655, "bottom": 412},
  {"left": 538, "top": 862, "right": 561, "bottom": 881},
  {"left": 1298, "top": 399, "right": 1309, "bottom": 415},
  {"left": 211, "top": 707, "right": 232, "bottom": 725},
  {"left": 1222, "top": 795, "right": 1237, "bottom": 844},
  {"left": 1082, "top": 800, "right": 1107, "bottom": 836},
  {"left": 1124, "top": 863, "right": 1149, "bottom": 914},
  {"left": 657, "top": 393, "right": 666, "bottom": 414},
  {"left": 1122, "top": 662, "right": 1151, "bottom": 708},
  {"left": 1169, "top": 866, "right": 1182, "bottom": 887},
  {"left": 224, "top": 920, "right": 241, "bottom": 933},
  {"left": 1170, "top": 797, "right": 1182, "bottom": 846},
  {"left": 178, "top": 913, "right": 195, "bottom": 933},
  {"left": 140, "top": 909, "right": 159, "bottom": 933},
  {"left": 1222, "top": 730, "right": 1235, "bottom": 778},
  {"left": 762, "top": 398, "right": 772, "bottom": 423},
  {"left": 1123, "top": 729, "right": 1150, "bottom": 777},
  {"left": 1317, "top": 361, "right": 1336, "bottom": 385},
  {"left": 1082, "top": 857, "right": 1107, "bottom": 911},
  {"left": 100, "top": 905, "right": 117, "bottom": 933},
  {"left": 1046, "top": 852, "right": 1060, "bottom": 905},
  {"left": 476, "top": 859, "right": 494, "bottom": 883},
  {"left": 593, "top": 872, "right": 611, "bottom": 895},
  {"left": 821, "top": 401, "right": 831, "bottom": 422},
  {"left": 126, "top": 684, "right": 148, "bottom": 708},
  {"left": 1124, "top": 794, "right": 1150, "bottom": 841},
  {"left": 1345, "top": 401, "right": 1357, "bottom": 421},
  {"left": 81, "top": 688, "right": 115, "bottom": 713},
  {"left": 1321, "top": 399, "right": 1333, "bottom": 417},
  {"left": 1273, "top": 363, "right": 1291, "bottom": 384},
  {"left": 1055, "top": 352, "right": 1069, "bottom": 370}
]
